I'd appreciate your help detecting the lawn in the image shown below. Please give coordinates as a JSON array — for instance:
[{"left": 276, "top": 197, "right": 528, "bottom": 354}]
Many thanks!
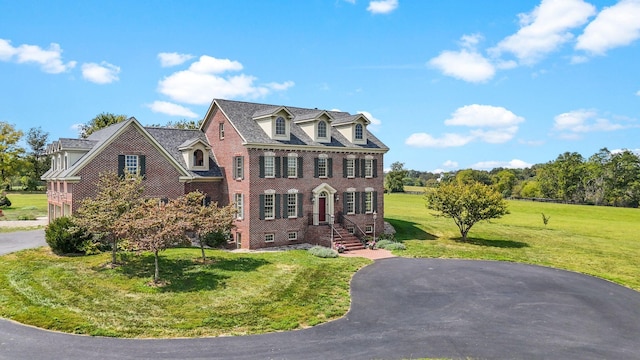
[
  {"left": 0, "top": 247, "right": 370, "bottom": 337},
  {"left": 385, "top": 192, "right": 640, "bottom": 291},
  {"left": 0, "top": 192, "right": 47, "bottom": 221}
]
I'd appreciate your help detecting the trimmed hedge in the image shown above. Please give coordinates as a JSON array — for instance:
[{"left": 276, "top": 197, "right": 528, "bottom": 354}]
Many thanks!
[
  {"left": 45, "top": 217, "right": 92, "bottom": 255},
  {"left": 308, "top": 246, "right": 338, "bottom": 258}
]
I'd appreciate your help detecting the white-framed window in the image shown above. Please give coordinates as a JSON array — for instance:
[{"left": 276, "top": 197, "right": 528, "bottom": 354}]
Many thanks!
[
  {"left": 64, "top": 155, "right": 68, "bottom": 170},
  {"left": 234, "top": 193, "right": 244, "bottom": 220},
  {"left": 265, "top": 233, "right": 275, "bottom": 243},
  {"left": 287, "top": 155, "right": 298, "bottom": 178},
  {"left": 355, "top": 123, "right": 364, "bottom": 140},
  {"left": 346, "top": 192, "right": 355, "bottom": 215},
  {"left": 52, "top": 157, "right": 56, "bottom": 171},
  {"left": 347, "top": 226, "right": 355, "bottom": 234},
  {"left": 125, "top": 155, "right": 139, "bottom": 175},
  {"left": 275, "top": 116, "right": 286, "bottom": 136},
  {"left": 194, "top": 150, "right": 204, "bottom": 167},
  {"left": 317, "top": 120, "right": 327, "bottom": 139},
  {"left": 365, "top": 158, "right": 373, "bottom": 178},
  {"left": 219, "top": 123, "right": 225, "bottom": 139},
  {"left": 288, "top": 231, "right": 298, "bottom": 241},
  {"left": 264, "top": 193, "right": 275, "bottom": 219},
  {"left": 318, "top": 157, "right": 327, "bottom": 178},
  {"left": 234, "top": 156, "right": 244, "bottom": 180},
  {"left": 365, "top": 191, "right": 373, "bottom": 213},
  {"left": 287, "top": 193, "right": 297, "bottom": 218},
  {"left": 365, "top": 225, "right": 373, "bottom": 233},
  {"left": 346, "top": 158, "right": 355, "bottom": 178},
  {"left": 264, "top": 155, "right": 275, "bottom": 178},
  {"left": 236, "top": 232, "right": 242, "bottom": 247}
]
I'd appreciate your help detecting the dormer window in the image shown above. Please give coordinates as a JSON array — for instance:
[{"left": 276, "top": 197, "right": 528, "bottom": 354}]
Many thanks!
[
  {"left": 275, "top": 117, "right": 286, "bottom": 136},
  {"left": 318, "top": 120, "right": 327, "bottom": 139},
  {"left": 355, "top": 124, "right": 363, "bottom": 140},
  {"left": 194, "top": 150, "right": 204, "bottom": 167}
]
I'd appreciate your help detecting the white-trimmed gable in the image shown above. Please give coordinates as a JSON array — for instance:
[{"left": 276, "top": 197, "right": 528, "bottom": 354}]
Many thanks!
[
  {"left": 296, "top": 111, "right": 333, "bottom": 143},
  {"left": 333, "top": 114, "right": 370, "bottom": 145},
  {"left": 178, "top": 138, "right": 212, "bottom": 171},
  {"left": 253, "top": 107, "right": 294, "bottom": 141}
]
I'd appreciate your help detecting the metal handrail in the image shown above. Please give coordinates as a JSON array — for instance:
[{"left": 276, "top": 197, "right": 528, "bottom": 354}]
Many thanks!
[{"left": 338, "top": 212, "right": 367, "bottom": 239}]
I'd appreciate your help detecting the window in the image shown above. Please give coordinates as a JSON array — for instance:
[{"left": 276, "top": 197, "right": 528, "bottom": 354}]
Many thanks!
[
  {"left": 275, "top": 116, "right": 286, "bottom": 135},
  {"left": 234, "top": 156, "right": 244, "bottom": 180},
  {"left": 64, "top": 155, "right": 68, "bottom": 170},
  {"left": 265, "top": 233, "right": 275, "bottom": 243},
  {"left": 264, "top": 193, "right": 275, "bottom": 219},
  {"left": 236, "top": 233, "right": 242, "bottom": 247},
  {"left": 288, "top": 231, "right": 298, "bottom": 241},
  {"left": 365, "top": 225, "right": 373, "bottom": 233},
  {"left": 365, "top": 191, "right": 373, "bottom": 213},
  {"left": 234, "top": 193, "right": 243, "bottom": 220},
  {"left": 52, "top": 158, "right": 56, "bottom": 171},
  {"left": 125, "top": 155, "right": 139, "bottom": 175},
  {"left": 287, "top": 193, "right": 297, "bottom": 218},
  {"left": 264, "top": 155, "right": 275, "bottom": 178},
  {"left": 347, "top": 226, "right": 355, "bottom": 234},
  {"left": 194, "top": 150, "right": 204, "bottom": 167},
  {"left": 219, "top": 123, "right": 225, "bottom": 139},
  {"left": 318, "top": 158, "right": 327, "bottom": 178},
  {"left": 355, "top": 123, "right": 364, "bottom": 140},
  {"left": 287, "top": 156, "right": 298, "bottom": 178},
  {"left": 345, "top": 192, "right": 355, "bottom": 214},
  {"left": 346, "top": 158, "right": 355, "bottom": 178},
  {"left": 365, "top": 158, "right": 373, "bottom": 178},
  {"left": 317, "top": 120, "right": 327, "bottom": 138}
]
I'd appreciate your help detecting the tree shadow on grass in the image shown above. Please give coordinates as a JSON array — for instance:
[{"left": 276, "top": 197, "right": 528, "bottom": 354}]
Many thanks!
[
  {"left": 462, "top": 237, "right": 529, "bottom": 248},
  {"left": 386, "top": 218, "right": 437, "bottom": 241}
]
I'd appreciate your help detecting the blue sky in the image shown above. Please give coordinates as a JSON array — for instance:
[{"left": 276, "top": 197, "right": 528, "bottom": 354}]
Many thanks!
[{"left": 1, "top": 0, "right": 639, "bottom": 172}]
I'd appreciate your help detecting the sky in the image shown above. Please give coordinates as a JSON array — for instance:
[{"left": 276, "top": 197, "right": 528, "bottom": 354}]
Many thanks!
[{"left": 1, "top": 0, "right": 639, "bottom": 173}]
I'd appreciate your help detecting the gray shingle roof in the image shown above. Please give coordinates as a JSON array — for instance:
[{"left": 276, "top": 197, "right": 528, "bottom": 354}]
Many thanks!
[{"left": 215, "top": 99, "right": 388, "bottom": 151}]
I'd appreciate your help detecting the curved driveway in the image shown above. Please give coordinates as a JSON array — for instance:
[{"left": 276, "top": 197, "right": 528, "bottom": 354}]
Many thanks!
[{"left": 1, "top": 233, "right": 640, "bottom": 359}]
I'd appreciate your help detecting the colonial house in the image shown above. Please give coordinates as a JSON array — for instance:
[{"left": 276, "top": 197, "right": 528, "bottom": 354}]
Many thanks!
[{"left": 43, "top": 99, "right": 389, "bottom": 249}]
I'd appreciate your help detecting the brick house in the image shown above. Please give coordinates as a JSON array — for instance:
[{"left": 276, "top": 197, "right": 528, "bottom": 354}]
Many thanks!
[{"left": 43, "top": 99, "right": 389, "bottom": 250}]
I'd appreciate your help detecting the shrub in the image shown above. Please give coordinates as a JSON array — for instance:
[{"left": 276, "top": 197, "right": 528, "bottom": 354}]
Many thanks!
[
  {"left": 202, "top": 231, "right": 228, "bottom": 248},
  {"left": 375, "top": 239, "right": 395, "bottom": 249},
  {"left": 308, "top": 245, "right": 338, "bottom": 258},
  {"left": 17, "top": 214, "right": 36, "bottom": 220},
  {"left": 45, "top": 217, "right": 92, "bottom": 255},
  {"left": 383, "top": 242, "right": 406, "bottom": 251},
  {"left": 0, "top": 192, "right": 11, "bottom": 208}
]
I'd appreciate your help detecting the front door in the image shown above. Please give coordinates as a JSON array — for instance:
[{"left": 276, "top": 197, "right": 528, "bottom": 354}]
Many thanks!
[{"left": 318, "top": 192, "right": 327, "bottom": 222}]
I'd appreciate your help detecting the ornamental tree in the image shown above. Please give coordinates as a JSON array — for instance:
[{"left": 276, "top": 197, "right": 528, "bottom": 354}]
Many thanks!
[{"left": 425, "top": 181, "right": 509, "bottom": 241}]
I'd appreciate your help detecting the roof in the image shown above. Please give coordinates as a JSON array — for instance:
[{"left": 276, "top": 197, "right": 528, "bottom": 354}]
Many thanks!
[{"left": 212, "top": 99, "right": 389, "bottom": 151}]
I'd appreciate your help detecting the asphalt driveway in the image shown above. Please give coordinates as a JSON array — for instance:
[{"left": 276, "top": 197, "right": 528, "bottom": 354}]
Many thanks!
[{"left": 1, "top": 233, "right": 639, "bottom": 359}]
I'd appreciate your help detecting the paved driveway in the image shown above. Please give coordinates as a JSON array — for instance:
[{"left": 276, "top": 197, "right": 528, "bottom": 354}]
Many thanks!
[
  {"left": 0, "top": 229, "right": 46, "bottom": 255},
  {"left": 1, "top": 234, "right": 640, "bottom": 359}
]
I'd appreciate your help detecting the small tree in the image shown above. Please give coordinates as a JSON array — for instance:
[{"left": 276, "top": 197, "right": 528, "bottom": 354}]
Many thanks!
[
  {"left": 425, "top": 181, "right": 509, "bottom": 241},
  {"left": 80, "top": 113, "right": 128, "bottom": 138},
  {"left": 74, "top": 172, "right": 144, "bottom": 265},
  {"left": 385, "top": 161, "right": 408, "bottom": 193}
]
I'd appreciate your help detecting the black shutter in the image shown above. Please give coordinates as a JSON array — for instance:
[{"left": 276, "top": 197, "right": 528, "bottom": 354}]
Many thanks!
[
  {"left": 259, "top": 156, "right": 265, "bottom": 178},
  {"left": 355, "top": 192, "right": 361, "bottom": 214},
  {"left": 354, "top": 158, "right": 360, "bottom": 178},
  {"left": 298, "top": 157, "right": 303, "bottom": 178},
  {"left": 328, "top": 158, "right": 333, "bottom": 178},
  {"left": 275, "top": 157, "right": 281, "bottom": 178},
  {"left": 297, "top": 193, "right": 304, "bottom": 218},
  {"left": 373, "top": 159, "right": 378, "bottom": 178},
  {"left": 343, "top": 159, "right": 347, "bottom": 178},
  {"left": 282, "top": 157, "right": 288, "bottom": 178},
  {"left": 361, "top": 192, "right": 367, "bottom": 213},
  {"left": 283, "top": 194, "right": 289, "bottom": 218},
  {"left": 343, "top": 192, "right": 348, "bottom": 213},
  {"left": 259, "top": 195, "right": 265, "bottom": 220},
  {"left": 360, "top": 159, "right": 366, "bottom": 178},
  {"left": 118, "top": 155, "right": 125, "bottom": 178},
  {"left": 373, "top": 191, "right": 378, "bottom": 212},
  {"left": 275, "top": 194, "right": 281, "bottom": 219},
  {"left": 314, "top": 158, "right": 319, "bottom": 178},
  {"left": 139, "top": 155, "right": 146, "bottom": 179}
]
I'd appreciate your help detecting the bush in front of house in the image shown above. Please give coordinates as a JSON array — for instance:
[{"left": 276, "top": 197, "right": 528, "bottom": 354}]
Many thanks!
[
  {"left": 45, "top": 217, "right": 92, "bottom": 255},
  {"left": 382, "top": 242, "right": 406, "bottom": 250},
  {"left": 202, "top": 231, "right": 228, "bottom": 248},
  {"left": 308, "top": 245, "right": 338, "bottom": 258},
  {"left": 375, "top": 239, "right": 394, "bottom": 249}
]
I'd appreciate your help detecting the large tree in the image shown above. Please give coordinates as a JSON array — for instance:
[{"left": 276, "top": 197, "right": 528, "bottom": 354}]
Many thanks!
[
  {"left": 0, "top": 122, "right": 25, "bottom": 189},
  {"left": 425, "top": 181, "right": 509, "bottom": 241},
  {"left": 385, "top": 161, "right": 408, "bottom": 193},
  {"left": 25, "top": 126, "right": 50, "bottom": 189},
  {"left": 80, "top": 113, "right": 128, "bottom": 138}
]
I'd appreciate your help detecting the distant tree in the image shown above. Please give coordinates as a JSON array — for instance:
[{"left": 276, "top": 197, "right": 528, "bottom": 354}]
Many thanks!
[
  {"left": 0, "top": 122, "right": 25, "bottom": 189},
  {"left": 537, "top": 152, "right": 586, "bottom": 202},
  {"left": 385, "top": 161, "right": 408, "bottom": 193},
  {"left": 25, "top": 126, "right": 50, "bottom": 189},
  {"left": 455, "top": 169, "right": 492, "bottom": 186},
  {"left": 425, "top": 181, "right": 509, "bottom": 241},
  {"left": 80, "top": 113, "right": 127, "bottom": 138},
  {"left": 605, "top": 150, "right": 640, "bottom": 207},
  {"left": 74, "top": 172, "right": 144, "bottom": 265},
  {"left": 165, "top": 119, "right": 201, "bottom": 129},
  {"left": 517, "top": 180, "right": 542, "bottom": 198},
  {"left": 492, "top": 169, "right": 517, "bottom": 197}
]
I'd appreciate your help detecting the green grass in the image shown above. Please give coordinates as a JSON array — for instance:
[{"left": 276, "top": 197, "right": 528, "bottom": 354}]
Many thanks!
[
  {"left": 0, "top": 192, "right": 47, "bottom": 221},
  {"left": 0, "top": 247, "right": 370, "bottom": 338},
  {"left": 385, "top": 192, "right": 640, "bottom": 291}
]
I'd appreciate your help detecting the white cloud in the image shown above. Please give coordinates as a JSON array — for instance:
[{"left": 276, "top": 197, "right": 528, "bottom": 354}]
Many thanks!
[
  {"left": 158, "top": 55, "right": 293, "bottom": 104},
  {"left": 158, "top": 52, "right": 194, "bottom": 67},
  {"left": 81, "top": 62, "right": 120, "bottom": 84},
  {"left": 490, "top": 0, "right": 596, "bottom": 64},
  {"left": 0, "top": 38, "right": 76, "bottom": 73},
  {"left": 553, "top": 109, "right": 630, "bottom": 137},
  {"left": 471, "top": 159, "right": 532, "bottom": 170},
  {"left": 367, "top": 0, "right": 398, "bottom": 14},
  {"left": 70, "top": 123, "right": 83, "bottom": 135},
  {"left": 147, "top": 101, "right": 199, "bottom": 118},
  {"left": 357, "top": 110, "right": 382, "bottom": 131},
  {"left": 406, "top": 104, "right": 524, "bottom": 148},
  {"left": 576, "top": 0, "right": 640, "bottom": 55},
  {"left": 429, "top": 49, "right": 495, "bottom": 83},
  {"left": 443, "top": 160, "right": 458, "bottom": 168}
]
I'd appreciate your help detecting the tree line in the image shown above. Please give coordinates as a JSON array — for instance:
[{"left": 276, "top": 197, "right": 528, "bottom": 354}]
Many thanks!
[{"left": 386, "top": 148, "right": 640, "bottom": 208}]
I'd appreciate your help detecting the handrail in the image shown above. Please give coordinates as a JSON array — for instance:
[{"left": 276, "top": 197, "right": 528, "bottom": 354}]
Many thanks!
[{"left": 338, "top": 212, "right": 367, "bottom": 239}]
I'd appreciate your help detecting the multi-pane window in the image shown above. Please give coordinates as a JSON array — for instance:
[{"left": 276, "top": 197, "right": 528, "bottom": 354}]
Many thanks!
[
  {"left": 234, "top": 156, "right": 243, "bottom": 179},
  {"left": 287, "top": 193, "right": 297, "bottom": 218},
  {"left": 234, "top": 193, "right": 243, "bottom": 220},
  {"left": 264, "top": 155, "right": 275, "bottom": 177},
  {"left": 365, "top": 225, "right": 373, "bottom": 233},
  {"left": 275, "top": 117, "right": 286, "bottom": 135},
  {"left": 355, "top": 123, "right": 364, "bottom": 140},
  {"left": 287, "top": 156, "right": 298, "bottom": 177},
  {"left": 365, "top": 158, "right": 373, "bottom": 178},
  {"left": 125, "top": 155, "right": 139, "bottom": 175},
  {"left": 318, "top": 158, "right": 327, "bottom": 178},
  {"left": 219, "top": 123, "right": 225, "bottom": 139},
  {"left": 317, "top": 120, "right": 327, "bottom": 138},
  {"left": 265, "top": 233, "right": 275, "bottom": 243},
  {"left": 346, "top": 192, "right": 355, "bottom": 214},
  {"left": 264, "top": 193, "right": 275, "bottom": 219},
  {"left": 365, "top": 191, "right": 373, "bottom": 213},
  {"left": 346, "top": 158, "right": 355, "bottom": 178},
  {"left": 288, "top": 231, "right": 298, "bottom": 241}
]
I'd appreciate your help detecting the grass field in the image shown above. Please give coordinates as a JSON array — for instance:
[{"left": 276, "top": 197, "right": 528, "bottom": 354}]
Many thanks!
[
  {"left": 385, "top": 192, "right": 640, "bottom": 291},
  {"left": 0, "top": 192, "right": 47, "bottom": 221}
]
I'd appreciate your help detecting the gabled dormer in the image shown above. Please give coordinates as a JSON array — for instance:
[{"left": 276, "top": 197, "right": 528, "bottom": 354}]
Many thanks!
[
  {"left": 332, "top": 113, "right": 370, "bottom": 145},
  {"left": 294, "top": 110, "right": 333, "bottom": 143},
  {"left": 178, "top": 138, "right": 212, "bottom": 171},
  {"left": 252, "top": 106, "right": 294, "bottom": 141}
]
